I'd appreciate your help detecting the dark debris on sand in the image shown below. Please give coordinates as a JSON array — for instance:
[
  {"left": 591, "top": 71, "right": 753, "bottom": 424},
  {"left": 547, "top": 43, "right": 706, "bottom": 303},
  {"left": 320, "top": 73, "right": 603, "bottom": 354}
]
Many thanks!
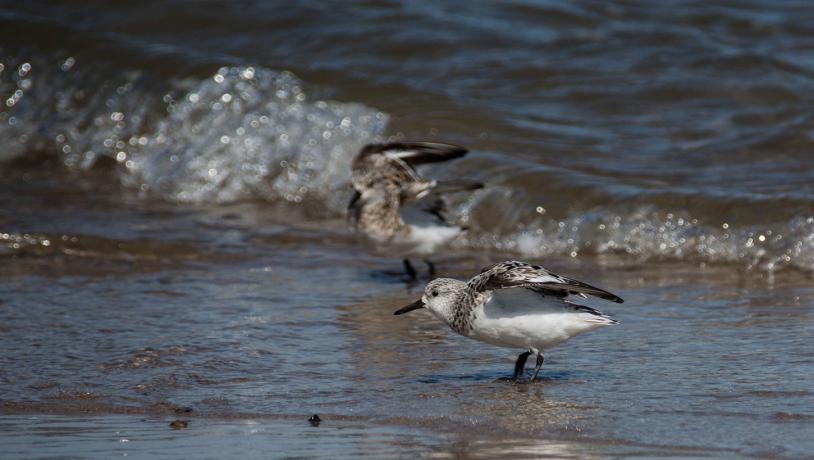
[{"left": 169, "top": 420, "right": 188, "bottom": 429}]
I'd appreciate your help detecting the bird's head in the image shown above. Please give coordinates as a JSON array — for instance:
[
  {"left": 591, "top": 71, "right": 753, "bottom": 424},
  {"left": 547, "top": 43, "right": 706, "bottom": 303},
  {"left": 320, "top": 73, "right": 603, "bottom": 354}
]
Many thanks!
[{"left": 394, "top": 278, "right": 464, "bottom": 321}]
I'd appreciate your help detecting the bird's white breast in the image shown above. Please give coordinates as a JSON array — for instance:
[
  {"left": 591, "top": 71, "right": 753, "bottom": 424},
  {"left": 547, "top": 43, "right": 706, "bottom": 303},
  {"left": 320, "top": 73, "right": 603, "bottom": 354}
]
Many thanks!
[
  {"left": 467, "top": 288, "right": 608, "bottom": 350},
  {"left": 404, "top": 224, "right": 462, "bottom": 255}
]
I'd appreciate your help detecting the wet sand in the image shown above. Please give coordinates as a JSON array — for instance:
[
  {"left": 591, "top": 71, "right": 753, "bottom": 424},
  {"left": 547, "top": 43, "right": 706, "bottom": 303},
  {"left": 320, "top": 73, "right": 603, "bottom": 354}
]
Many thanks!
[{"left": 2, "top": 413, "right": 701, "bottom": 459}]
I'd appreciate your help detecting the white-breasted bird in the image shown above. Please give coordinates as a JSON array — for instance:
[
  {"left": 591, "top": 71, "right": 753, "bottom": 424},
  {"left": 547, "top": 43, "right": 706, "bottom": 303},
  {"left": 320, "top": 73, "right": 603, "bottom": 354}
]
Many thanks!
[
  {"left": 348, "top": 142, "right": 482, "bottom": 279},
  {"left": 394, "top": 260, "right": 623, "bottom": 382}
]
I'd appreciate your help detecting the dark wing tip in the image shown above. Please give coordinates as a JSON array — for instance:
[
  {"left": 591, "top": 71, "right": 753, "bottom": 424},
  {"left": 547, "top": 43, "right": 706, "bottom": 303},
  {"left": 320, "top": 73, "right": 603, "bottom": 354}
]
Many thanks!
[
  {"left": 409, "top": 141, "right": 468, "bottom": 156},
  {"left": 431, "top": 180, "right": 484, "bottom": 195},
  {"left": 591, "top": 285, "right": 623, "bottom": 303},
  {"left": 578, "top": 285, "right": 624, "bottom": 304},
  {"left": 588, "top": 288, "right": 623, "bottom": 303},
  {"left": 602, "top": 293, "right": 624, "bottom": 303},
  {"left": 455, "top": 181, "right": 484, "bottom": 191}
]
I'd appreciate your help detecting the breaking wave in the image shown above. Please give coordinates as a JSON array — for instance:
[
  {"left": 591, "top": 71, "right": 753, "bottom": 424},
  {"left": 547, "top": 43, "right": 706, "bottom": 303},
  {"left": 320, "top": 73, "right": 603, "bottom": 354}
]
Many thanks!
[
  {"left": 458, "top": 204, "right": 814, "bottom": 273},
  {"left": 0, "top": 54, "right": 387, "bottom": 209},
  {"left": 1, "top": 53, "right": 813, "bottom": 273}
]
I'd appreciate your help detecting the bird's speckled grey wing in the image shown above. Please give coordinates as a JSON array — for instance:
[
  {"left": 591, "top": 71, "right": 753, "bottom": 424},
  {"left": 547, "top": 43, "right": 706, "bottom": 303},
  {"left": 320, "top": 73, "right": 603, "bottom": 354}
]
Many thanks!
[
  {"left": 355, "top": 142, "right": 468, "bottom": 169},
  {"left": 351, "top": 147, "right": 421, "bottom": 192},
  {"left": 348, "top": 141, "right": 480, "bottom": 228},
  {"left": 350, "top": 142, "right": 471, "bottom": 192},
  {"left": 467, "top": 260, "right": 624, "bottom": 303}
]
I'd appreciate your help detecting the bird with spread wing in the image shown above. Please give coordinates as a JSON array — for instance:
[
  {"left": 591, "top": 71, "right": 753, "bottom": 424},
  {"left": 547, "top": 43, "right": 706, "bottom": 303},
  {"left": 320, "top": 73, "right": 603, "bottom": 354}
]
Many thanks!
[
  {"left": 394, "top": 261, "right": 623, "bottom": 382},
  {"left": 348, "top": 142, "right": 482, "bottom": 279}
]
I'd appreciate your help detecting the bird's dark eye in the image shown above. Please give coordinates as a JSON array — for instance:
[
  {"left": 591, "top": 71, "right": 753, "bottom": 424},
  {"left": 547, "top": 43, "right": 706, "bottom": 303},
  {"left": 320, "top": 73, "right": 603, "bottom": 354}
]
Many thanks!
[{"left": 431, "top": 290, "right": 439, "bottom": 297}]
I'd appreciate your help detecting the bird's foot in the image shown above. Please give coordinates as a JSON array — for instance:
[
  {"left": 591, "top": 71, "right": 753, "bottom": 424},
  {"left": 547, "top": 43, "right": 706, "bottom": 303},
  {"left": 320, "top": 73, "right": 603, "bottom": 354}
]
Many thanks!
[{"left": 529, "top": 353, "right": 544, "bottom": 382}]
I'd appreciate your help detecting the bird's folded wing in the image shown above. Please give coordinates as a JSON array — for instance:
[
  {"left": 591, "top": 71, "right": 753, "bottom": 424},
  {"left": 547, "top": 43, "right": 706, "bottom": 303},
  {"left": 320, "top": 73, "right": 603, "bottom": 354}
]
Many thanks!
[{"left": 468, "top": 261, "right": 624, "bottom": 303}]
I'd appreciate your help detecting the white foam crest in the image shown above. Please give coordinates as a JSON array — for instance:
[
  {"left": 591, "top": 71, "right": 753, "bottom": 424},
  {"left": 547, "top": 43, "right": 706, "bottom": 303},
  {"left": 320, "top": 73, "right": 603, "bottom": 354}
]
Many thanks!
[
  {"left": 126, "top": 66, "right": 387, "bottom": 206},
  {"left": 458, "top": 207, "right": 814, "bottom": 273},
  {"left": 0, "top": 56, "right": 387, "bottom": 209},
  {"left": 0, "top": 55, "right": 154, "bottom": 165}
]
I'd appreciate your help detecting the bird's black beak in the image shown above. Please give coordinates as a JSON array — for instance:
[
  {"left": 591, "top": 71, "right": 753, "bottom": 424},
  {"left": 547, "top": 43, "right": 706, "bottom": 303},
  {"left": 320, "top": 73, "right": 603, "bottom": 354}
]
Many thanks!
[{"left": 394, "top": 299, "right": 424, "bottom": 315}]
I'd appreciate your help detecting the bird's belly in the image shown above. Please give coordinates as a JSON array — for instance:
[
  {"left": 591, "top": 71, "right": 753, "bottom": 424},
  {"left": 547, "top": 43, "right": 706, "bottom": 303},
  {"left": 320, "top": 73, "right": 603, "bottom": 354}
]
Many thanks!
[
  {"left": 403, "top": 225, "right": 461, "bottom": 256},
  {"left": 468, "top": 313, "right": 603, "bottom": 350},
  {"left": 355, "top": 225, "right": 459, "bottom": 257}
]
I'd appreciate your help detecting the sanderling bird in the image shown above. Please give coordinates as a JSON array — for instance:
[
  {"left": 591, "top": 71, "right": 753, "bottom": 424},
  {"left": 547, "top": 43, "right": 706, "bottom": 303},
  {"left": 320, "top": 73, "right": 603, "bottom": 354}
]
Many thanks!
[
  {"left": 348, "top": 141, "right": 482, "bottom": 279},
  {"left": 394, "top": 260, "right": 623, "bottom": 382}
]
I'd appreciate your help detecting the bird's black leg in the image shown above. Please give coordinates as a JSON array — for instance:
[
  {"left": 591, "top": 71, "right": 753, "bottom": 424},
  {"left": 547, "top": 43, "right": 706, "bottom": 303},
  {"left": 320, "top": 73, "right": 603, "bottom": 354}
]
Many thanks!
[
  {"left": 529, "top": 352, "right": 545, "bottom": 382},
  {"left": 511, "top": 351, "right": 532, "bottom": 381},
  {"left": 424, "top": 259, "right": 436, "bottom": 277},
  {"left": 403, "top": 259, "right": 417, "bottom": 280}
]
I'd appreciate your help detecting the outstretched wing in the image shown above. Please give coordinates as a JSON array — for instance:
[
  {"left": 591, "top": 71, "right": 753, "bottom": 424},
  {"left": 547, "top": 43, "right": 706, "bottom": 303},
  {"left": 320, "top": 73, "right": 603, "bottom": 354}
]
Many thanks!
[
  {"left": 350, "top": 141, "right": 480, "bottom": 207},
  {"left": 357, "top": 142, "right": 468, "bottom": 169},
  {"left": 468, "top": 260, "right": 624, "bottom": 303}
]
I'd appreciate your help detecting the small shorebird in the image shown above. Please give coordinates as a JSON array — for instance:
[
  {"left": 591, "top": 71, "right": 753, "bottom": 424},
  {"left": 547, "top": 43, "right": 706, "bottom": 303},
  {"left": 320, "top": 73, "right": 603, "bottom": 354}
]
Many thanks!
[
  {"left": 394, "top": 261, "right": 623, "bottom": 382},
  {"left": 348, "top": 142, "right": 482, "bottom": 279}
]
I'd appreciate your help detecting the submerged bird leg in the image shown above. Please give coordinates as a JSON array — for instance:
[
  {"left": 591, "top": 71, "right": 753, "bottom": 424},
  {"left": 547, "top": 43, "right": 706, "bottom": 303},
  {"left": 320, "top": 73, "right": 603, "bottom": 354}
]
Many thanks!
[
  {"left": 403, "top": 259, "right": 417, "bottom": 280},
  {"left": 529, "top": 352, "right": 545, "bottom": 382},
  {"left": 511, "top": 351, "right": 532, "bottom": 381},
  {"left": 424, "top": 259, "right": 436, "bottom": 277}
]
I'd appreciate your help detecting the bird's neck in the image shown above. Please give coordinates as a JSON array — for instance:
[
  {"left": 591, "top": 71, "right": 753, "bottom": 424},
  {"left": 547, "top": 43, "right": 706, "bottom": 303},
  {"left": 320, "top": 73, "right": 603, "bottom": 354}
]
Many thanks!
[
  {"left": 445, "top": 290, "right": 485, "bottom": 336},
  {"left": 354, "top": 194, "right": 406, "bottom": 240}
]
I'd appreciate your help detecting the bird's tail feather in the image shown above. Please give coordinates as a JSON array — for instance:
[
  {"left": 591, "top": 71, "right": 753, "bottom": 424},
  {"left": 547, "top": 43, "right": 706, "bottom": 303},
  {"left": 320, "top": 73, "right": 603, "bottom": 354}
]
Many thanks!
[{"left": 573, "top": 304, "right": 619, "bottom": 325}]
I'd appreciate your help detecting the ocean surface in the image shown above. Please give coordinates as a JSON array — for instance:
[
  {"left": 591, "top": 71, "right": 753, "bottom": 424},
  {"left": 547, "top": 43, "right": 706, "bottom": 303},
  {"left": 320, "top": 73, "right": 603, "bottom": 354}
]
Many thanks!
[{"left": 1, "top": 1, "right": 813, "bottom": 458}]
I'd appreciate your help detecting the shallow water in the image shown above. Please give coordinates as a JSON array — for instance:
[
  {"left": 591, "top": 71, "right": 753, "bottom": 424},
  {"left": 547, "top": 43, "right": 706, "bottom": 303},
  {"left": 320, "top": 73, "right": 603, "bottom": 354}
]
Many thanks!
[
  {"left": 2, "top": 1, "right": 814, "bottom": 458},
  {"left": 2, "top": 174, "right": 813, "bottom": 458}
]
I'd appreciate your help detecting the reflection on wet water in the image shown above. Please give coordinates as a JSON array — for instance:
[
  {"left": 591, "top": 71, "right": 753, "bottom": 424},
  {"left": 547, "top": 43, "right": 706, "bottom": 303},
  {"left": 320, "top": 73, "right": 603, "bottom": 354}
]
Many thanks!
[{"left": 4, "top": 414, "right": 666, "bottom": 459}]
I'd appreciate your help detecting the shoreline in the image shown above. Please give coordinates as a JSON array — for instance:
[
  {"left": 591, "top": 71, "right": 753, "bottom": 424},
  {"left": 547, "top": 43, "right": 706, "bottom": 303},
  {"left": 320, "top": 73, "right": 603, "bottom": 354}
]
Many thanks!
[{"left": 0, "top": 403, "right": 755, "bottom": 459}]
